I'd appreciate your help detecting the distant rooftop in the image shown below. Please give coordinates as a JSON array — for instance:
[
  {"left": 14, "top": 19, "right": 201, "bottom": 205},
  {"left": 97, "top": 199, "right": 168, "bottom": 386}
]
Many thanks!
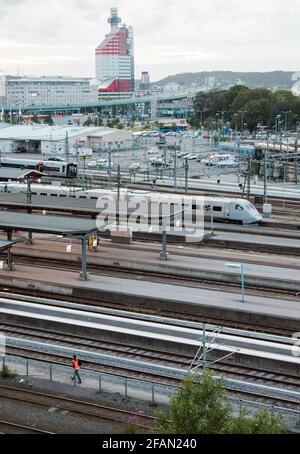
[
  {"left": 0, "top": 211, "right": 99, "bottom": 236},
  {"left": 0, "top": 125, "right": 124, "bottom": 141},
  {"left": 0, "top": 169, "right": 44, "bottom": 181},
  {"left": 2, "top": 75, "right": 92, "bottom": 82}
]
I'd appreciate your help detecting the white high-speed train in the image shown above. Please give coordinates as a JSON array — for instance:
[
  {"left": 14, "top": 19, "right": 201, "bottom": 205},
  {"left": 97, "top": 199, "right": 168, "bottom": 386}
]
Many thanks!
[
  {"left": 0, "top": 157, "right": 78, "bottom": 178},
  {"left": 0, "top": 183, "right": 262, "bottom": 225}
]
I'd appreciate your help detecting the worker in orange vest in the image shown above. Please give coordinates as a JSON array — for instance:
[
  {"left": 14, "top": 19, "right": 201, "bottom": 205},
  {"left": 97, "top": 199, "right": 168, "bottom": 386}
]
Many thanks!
[{"left": 71, "top": 355, "right": 82, "bottom": 384}]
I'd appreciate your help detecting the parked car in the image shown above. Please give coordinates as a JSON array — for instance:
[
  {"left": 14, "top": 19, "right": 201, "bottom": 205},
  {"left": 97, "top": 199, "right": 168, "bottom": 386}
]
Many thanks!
[
  {"left": 186, "top": 153, "right": 199, "bottom": 160},
  {"left": 47, "top": 157, "right": 65, "bottom": 162},
  {"left": 130, "top": 162, "right": 141, "bottom": 171}
]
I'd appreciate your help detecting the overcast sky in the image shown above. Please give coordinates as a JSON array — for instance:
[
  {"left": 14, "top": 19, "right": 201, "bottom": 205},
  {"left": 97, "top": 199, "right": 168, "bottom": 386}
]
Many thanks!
[{"left": 0, "top": 0, "right": 299, "bottom": 82}]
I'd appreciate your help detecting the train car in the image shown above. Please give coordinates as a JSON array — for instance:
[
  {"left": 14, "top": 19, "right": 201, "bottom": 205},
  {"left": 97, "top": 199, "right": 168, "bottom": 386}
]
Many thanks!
[
  {"left": 201, "top": 154, "right": 238, "bottom": 167},
  {"left": 203, "top": 197, "right": 262, "bottom": 224},
  {"left": 0, "top": 158, "right": 78, "bottom": 179},
  {"left": 218, "top": 143, "right": 256, "bottom": 157},
  {"left": 0, "top": 184, "right": 262, "bottom": 225}
]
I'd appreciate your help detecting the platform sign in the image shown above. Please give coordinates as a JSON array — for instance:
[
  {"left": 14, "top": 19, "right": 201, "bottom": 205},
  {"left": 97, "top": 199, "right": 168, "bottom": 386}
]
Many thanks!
[{"left": 79, "top": 148, "right": 93, "bottom": 159}]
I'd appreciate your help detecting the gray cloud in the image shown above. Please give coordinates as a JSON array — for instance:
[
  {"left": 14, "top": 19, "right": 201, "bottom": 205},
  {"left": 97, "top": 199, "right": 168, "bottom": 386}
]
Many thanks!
[{"left": 0, "top": 0, "right": 299, "bottom": 81}]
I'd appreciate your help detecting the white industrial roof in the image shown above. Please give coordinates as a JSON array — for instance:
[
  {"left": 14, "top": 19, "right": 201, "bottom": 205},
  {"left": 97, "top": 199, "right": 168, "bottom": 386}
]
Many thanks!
[{"left": 0, "top": 125, "right": 128, "bottom": 141}]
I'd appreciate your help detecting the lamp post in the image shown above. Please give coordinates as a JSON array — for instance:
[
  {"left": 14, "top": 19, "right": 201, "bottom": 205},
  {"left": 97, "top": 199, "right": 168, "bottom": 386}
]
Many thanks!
[
  {"left": 236, "top": 134, "right": 241, "bottom": 185},
  {"left": 238, "top": 110, "right": 247, "bottom": 135},
  {"left": 233, "top": 113, "right": 238, "bottom": 136},
  {"left": 174, "top": 142, "right": 178, "bottom": 191},
  {"left": 275, "top": 115, "right": 281, "bottom": 142},
  {"left": 225, "top": 263, "right": 245, "bottom": 302},
  {"left": 282, "top": 110, "right": 291, "bottom": 140},
  {"left": 264, "top": 135, "right": 269, "bottom": 204}
]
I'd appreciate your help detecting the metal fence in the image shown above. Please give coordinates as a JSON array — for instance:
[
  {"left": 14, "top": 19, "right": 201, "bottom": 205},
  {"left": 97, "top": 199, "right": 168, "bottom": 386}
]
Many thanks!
[
  {"left": 1, "top": 355, "right": 173, "bottom": 405},
  {"left": 2, "top": 354, "right": 300, "bottom": 429}
]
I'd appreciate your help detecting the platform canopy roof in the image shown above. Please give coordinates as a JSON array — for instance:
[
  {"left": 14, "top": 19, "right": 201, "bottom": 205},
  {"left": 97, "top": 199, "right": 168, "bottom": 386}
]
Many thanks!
[
  {"left": 0, "top": 211, "right": 102, "bottom": 237},
  {"left": 0, "top": 240, "right": 17, "bottom": 251},
  {"left": 0, "top": 169, "right": 44, "bottom": 181}
]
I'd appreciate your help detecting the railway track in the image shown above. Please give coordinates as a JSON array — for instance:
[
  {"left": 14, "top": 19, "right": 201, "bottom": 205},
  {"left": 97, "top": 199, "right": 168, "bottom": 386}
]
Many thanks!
[
  {"left": 0, "top": 419, "right": 54, "bottom": 434},
  {"left": 0, "top": 281, "right": 295, "bottom": 337},
  {"left": 12, "top": 255, "right": 300, "bottom": 301},
  {"left": 2, "top": 322, "right": 300, "bottom": 410},
  {"left": 0, "top": 383, "right": 154, "bottom": 432}
]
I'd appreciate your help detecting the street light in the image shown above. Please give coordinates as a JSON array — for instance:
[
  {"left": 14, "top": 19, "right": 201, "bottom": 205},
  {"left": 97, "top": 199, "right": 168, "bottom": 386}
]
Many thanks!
[
  {"left": 238, "top": 110, "right": 247, "bottom": 135},
  {"left": 281, "top": 110, "right": 292, "bottom": 139},
  {"left": 225, "top": 263, "right": 245, "bottom": 302}
]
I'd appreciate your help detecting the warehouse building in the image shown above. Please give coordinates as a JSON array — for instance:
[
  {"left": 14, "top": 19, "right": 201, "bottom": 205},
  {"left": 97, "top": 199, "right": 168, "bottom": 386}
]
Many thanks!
[{"left": 0, "top": 124, "right": 133, "bottom": 155}]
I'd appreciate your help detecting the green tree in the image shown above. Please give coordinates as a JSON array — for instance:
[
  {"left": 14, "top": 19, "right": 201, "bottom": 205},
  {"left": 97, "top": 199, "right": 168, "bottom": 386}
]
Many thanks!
[
  {"left": 155, "top": 372, "right": 288, "bottom": 434},
  {"left": 193, "top": 85, "right": 300, "bottom": 132},
  {"left": 155, "top": 372, "right": 231, "bottom": 434},
  {"left": 83, "top": 116, "right": 94, "bottom": 127},
  {"left": 31, "top": 114, "right": 40, "bottom": 124},
  {"left": 43, "top": 116, "right": 53, "bottom": 126},
  {"left": 93, "top": 117, "right": 103, "bottom": 127},
  {"left": 229, "top": 408, "right": 288, "bottom": 434}
]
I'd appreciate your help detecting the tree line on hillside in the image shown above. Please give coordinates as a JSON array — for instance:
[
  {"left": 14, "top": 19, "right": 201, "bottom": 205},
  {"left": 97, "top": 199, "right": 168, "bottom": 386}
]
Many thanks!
[
  {"left": 156, "top": 71, "right": 294, "bottom": 89},
  {"left": 190, "top": 85, "right": 300, "bottom": 132}
]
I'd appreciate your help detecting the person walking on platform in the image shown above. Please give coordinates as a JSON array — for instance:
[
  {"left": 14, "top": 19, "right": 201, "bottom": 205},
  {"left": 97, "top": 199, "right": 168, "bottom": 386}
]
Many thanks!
[{"left": 71, "top": 355, "right": 82, "bottom": 384}]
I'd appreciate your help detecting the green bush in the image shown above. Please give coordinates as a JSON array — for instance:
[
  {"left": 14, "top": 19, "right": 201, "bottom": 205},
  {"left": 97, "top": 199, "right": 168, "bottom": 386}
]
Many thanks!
[
  {"left": 0, "top": 364, "right": 16, "bottom": 379},
  {"left": 155, "top": 371, "right": 288, "bottom": 434}
]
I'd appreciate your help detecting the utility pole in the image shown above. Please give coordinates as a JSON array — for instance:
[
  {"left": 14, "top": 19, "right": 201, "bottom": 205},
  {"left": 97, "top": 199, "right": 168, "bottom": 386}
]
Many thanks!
[
  {"left": 174, "top": 148, "right": 177, "bottom": 191},
  {"left": 108, "top": 144, "right": 112, "bottom": 189},
  {"left": 282, "top": 110, "right": 291, "bottom": 139},
  {"left": 247, "top": 160, "right": 251, "bottom": 200},
  {"left": 82, "top": 156, "right": 87, "bottom": 191},
  {"left": 202, "top": 324, "right": 207, "bottom": 372},
  {"left": 26, "top": 179, "right": 33, "bottom": 245},
  {"left": 65, "top": 131, "right": 69, "bottom": 163},
  {"left": 26, "top": 179, "right": 32, "bottom": 205},
  {"left": 184, "top": 158, "right": 189, "bottom": 195},
  {"left": 236, "top": 135, "right": 241, "bottom": 185},
  {"left": 163, "top": 142, "right": 167, "bottom": 180},
  {"left": 239, "top": 110, "right": 247, "bottom": 135},
  {"left": 117, "top": 165, "right": 121, "bottom": 227},
  {"left": 264, "top": 136, "right": 269, "bottom": 204}
]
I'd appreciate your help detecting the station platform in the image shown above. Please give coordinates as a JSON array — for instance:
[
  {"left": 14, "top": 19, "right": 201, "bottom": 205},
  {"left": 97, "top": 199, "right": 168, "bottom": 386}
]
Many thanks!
[
  {"left": 2, "top": 236, "right": 300, "bottom": 293},
  {"left": 0, "top": 261, "right": 299, "bottom": 332},
  {"left": 205, "top": 231, "right": 300, "bottom": 254}
]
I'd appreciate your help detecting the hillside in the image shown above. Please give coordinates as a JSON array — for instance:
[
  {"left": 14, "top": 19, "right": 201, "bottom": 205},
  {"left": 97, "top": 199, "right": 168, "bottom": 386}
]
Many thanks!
[{"left": 153, "top": 71, "right": 295, "bottom": 89}]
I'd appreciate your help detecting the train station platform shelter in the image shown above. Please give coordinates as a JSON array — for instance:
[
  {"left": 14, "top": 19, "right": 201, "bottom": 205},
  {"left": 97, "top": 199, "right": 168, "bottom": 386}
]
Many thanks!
[
  {"left": 0, "top": 169, "right": 44, "bottom": 182},
  {"left": 0, "top": 211, "right": 103, "bottom": 280},
  {"left": 0, "top": 240, "right": 17, "bottom": 271}
]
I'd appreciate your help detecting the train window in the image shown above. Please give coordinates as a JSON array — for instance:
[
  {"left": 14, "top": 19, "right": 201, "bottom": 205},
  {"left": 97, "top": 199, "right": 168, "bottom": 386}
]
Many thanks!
[
  {"left": 51, "top": 194, "right": 58, "bottom": 197},
  {"left": 40, "top": 193, "right": 47, "bottom": 196},
  {"left": 32, "top": 192, "right": 37, "bottom": 195},
  {"left": 79, "top": 196, "right": 87, "bottom": 199},
  {"left": 91, "top": 197, "right": 98, "bottom": 200},
  {"left": 62, "top": 166, "right": 66, "bottom": 172},
  {"left": 236, "top": 205, "right": 244, "bottom": 211},
  {"left": 59, "top": 195, "right": 67, "bottom": 197},
  {"left": 213, "top": 206, "right": 222, "bottom": 212}
]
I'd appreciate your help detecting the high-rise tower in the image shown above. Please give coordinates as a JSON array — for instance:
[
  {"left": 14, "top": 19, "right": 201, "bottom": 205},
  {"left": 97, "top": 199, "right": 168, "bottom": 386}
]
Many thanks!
[{"left": 95, "top": 8, "right": 134, "bottom": 93}]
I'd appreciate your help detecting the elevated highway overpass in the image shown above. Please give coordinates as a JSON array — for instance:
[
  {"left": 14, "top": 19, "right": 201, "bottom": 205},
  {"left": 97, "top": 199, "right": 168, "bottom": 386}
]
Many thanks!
[{"left": 2, "top": 90, "right": 199, "bottom": 116}]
